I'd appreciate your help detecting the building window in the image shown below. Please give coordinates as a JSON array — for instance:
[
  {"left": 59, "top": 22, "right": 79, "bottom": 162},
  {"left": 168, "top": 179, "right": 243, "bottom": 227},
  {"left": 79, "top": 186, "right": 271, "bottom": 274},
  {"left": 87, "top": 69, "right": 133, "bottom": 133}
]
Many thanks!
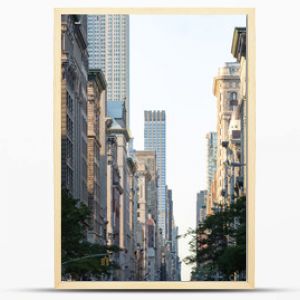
[
  {"left": 231, "top": 92, "right": 237, "bottom": 101},
  {"left": 230, "top": 92, "right": 238, "bottom": 106}
]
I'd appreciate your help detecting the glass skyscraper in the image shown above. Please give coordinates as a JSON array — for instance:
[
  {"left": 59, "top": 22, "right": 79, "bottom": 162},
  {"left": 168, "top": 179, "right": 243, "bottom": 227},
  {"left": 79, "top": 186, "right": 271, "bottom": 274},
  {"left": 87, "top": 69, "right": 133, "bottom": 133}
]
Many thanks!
[
  {"left": 144, "top": 110, "right": 166, "bottom": 238},
  {"left": 87, "top": 15, "right": 130, "bottom": 126}
]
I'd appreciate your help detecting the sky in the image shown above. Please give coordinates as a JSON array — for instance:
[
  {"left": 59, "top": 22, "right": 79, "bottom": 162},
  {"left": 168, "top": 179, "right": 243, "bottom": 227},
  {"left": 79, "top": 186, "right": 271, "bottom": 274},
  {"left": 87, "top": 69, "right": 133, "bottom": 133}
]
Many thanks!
[{"left": 129, "top": 14, "right": 246, "bottom": 281}]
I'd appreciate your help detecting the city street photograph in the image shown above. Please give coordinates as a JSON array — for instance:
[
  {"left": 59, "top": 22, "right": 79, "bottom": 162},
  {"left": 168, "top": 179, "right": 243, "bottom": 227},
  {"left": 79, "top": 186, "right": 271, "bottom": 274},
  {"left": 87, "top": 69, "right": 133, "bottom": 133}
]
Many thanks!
[{"left": 55, "top": 9, "right": 255, "bottom": 287}]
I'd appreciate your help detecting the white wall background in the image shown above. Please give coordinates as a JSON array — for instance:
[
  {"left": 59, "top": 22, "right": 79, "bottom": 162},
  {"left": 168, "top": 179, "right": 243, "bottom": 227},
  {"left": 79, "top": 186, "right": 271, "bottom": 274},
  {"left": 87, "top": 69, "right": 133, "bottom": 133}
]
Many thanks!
[{"left": 1, "top": 0, "right": 300, "bottom": 299}]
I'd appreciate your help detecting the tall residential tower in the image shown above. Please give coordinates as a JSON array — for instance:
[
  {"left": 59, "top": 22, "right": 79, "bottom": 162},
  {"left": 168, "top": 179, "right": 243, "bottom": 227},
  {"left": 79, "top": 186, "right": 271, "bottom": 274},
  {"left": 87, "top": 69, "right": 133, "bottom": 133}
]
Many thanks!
[{"left": 144, "top": 110, "right": 167, "bottom": 239}]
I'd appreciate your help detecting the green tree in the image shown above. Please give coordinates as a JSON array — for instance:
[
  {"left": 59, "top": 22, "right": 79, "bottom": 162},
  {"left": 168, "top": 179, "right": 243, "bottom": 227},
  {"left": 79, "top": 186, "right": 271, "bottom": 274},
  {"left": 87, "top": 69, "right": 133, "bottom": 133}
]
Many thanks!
[
  {"left": 216, "top": 197, "right": 246, "bottom": 279},
  {"left": 61, "top": 189, "right": 121, "bottom": 280},
  {"left": 184, "top": 196, "right": 246, "bottom": 281}
]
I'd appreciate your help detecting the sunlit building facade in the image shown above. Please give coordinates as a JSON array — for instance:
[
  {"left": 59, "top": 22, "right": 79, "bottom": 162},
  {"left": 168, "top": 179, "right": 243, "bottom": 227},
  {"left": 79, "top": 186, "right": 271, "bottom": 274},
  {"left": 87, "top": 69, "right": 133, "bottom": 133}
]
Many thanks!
[{"left": 213, "top": 62, "right": 240, "bottom": 206}]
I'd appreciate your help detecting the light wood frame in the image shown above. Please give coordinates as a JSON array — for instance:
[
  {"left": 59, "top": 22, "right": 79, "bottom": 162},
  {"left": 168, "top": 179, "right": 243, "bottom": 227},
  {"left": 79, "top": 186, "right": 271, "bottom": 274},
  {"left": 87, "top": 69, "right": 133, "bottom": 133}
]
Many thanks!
[{"left": 54, "top": 7, "right": 255, "bottom": 290}]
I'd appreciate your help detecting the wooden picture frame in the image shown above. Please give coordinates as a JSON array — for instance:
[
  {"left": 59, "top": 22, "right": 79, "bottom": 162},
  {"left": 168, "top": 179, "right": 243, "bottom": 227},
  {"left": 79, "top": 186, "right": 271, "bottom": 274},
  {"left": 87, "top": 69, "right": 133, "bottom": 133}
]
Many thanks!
[{"left": 54, "top": 7, "right": 255, "bottom": 290}]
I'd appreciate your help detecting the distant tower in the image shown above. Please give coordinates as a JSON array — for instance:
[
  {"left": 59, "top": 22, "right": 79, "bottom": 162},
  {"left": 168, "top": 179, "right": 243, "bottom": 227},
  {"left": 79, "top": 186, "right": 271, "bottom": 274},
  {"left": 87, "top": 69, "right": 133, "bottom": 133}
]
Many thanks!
[
  {"left": 196, "top": 191, "right": 207, "bottom": 226},
  {"left": 87, "top": 15, "right": 130, "bottom": 126},
  {"left": 166, "top": 188, "right": 173, "bottom": 242},
  {"left": 144, "top": 110, "right": 167, "bottom": 239},
  {"left": 206, "top": 132, "right": 217, "bottom": 193}
]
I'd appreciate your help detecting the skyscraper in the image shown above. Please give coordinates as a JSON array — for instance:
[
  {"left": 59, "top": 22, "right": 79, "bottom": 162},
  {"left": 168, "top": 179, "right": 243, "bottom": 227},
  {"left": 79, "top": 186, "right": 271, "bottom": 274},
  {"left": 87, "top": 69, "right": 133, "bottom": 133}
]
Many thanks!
[
  {"left": 166, "top": 188, "right": 173, "bottom": 242},
  {"left": 87, "top": 15, "right": 130, "bottom": 126},
  {"left": 206, "top": 132, "right": 217, "bottom": 193},
  {"left": 196, "top": 190, "right": 207, "bottom": 226},
  {"left": 144, "top": 110, "right": 167, "bottom": 238}
]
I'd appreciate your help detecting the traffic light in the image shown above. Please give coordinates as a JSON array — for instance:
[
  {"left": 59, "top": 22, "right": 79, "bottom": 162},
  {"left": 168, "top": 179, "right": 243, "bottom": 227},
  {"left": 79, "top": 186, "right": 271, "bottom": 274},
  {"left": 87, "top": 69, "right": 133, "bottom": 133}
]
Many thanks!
[{"left": 100, "top": 256, "right": 109, "bottom": 266}]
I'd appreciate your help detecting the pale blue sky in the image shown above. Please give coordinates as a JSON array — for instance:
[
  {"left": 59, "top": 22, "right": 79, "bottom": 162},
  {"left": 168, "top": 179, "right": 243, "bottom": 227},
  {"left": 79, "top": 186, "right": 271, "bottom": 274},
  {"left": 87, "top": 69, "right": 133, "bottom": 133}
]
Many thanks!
[{"left": 129, "top": 14, "right": 246, "bottom": 281}]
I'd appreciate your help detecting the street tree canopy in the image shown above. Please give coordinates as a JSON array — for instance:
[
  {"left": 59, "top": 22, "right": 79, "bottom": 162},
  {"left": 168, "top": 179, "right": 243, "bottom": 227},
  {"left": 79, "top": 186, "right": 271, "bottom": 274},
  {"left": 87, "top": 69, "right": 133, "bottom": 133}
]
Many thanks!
[
  {"left": 61, "top": 189, "right": 121, "bottom": 281},
  {"left": 184, "top": 196, "right": 246, "bottom": 281}
]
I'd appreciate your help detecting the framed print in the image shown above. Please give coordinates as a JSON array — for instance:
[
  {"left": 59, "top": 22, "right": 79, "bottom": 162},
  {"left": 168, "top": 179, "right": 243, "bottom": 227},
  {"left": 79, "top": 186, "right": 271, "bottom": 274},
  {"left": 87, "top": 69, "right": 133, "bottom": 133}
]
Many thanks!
[{"left": 54, "top": 7, "right": 255, "bottom": 289}]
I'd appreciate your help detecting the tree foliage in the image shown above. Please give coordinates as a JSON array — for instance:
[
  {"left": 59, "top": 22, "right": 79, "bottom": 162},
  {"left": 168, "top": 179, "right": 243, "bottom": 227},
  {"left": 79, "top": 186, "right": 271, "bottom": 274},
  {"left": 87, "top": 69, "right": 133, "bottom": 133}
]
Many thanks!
[
  {"left": 184, "top": 196, "right": 246, "bottom": 281},
  {"left": 61, "top": 189, "right": 121, "bottom": 280}
]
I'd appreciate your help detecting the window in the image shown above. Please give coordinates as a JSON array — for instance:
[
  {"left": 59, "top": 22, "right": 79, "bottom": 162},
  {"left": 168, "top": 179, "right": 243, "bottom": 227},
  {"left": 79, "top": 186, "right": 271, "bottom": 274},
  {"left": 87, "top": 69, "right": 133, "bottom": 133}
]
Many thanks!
[
  {"left": 232, "top": 130, "right": 241, "bottom": 139},
  {"left": 229, "top": 92, "right": 238, "bottom": 106},
  {"left": 66, "top": 92, "right": 73, "bottom": 113},
  {"left": 231, "top": 92, "right": 237, "bottom": 101}
]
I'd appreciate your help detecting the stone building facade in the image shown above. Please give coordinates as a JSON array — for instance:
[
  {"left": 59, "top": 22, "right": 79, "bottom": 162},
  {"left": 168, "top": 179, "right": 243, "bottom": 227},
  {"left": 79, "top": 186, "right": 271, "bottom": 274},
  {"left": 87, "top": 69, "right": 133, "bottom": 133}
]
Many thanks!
[
  {"left": 61, "top": 15, "right": 89, "bottom": 206},
  {"left": 135, "top": 157, "right": 150, "bottom": 280},
  {"left": 231, "top": 27, "right": 247, "bottom": 197},
  {"left": 135, "top": 150, "right": 160, "bottom": 280},
  {"left": 106, "top": 100, "right": 132, "bottom": 280},
  {"left": 213, "top": 62, "right": 240, "bottom": 206},
  {"left": 86, "top": 69, "right": 107, "bottom": 245},
  {"left": 127, "top": 155, "right": 137, "bottom": 280}
]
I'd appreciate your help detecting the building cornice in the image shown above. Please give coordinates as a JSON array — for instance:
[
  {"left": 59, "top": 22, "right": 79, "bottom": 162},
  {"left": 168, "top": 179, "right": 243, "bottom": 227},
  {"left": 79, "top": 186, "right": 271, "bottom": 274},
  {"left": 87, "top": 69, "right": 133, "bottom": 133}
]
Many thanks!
[
  {"left": 88, "top": 69, "right": 107, "bottom": 91},
  {"left": 231, "top": 27, "right": 246, "bottom": 62},
  {"left": 213, "top": 75, "right": 240, "bottom": 96},
  {"left": 72, "top": 15, "right": 88, "bottom": 51}
]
